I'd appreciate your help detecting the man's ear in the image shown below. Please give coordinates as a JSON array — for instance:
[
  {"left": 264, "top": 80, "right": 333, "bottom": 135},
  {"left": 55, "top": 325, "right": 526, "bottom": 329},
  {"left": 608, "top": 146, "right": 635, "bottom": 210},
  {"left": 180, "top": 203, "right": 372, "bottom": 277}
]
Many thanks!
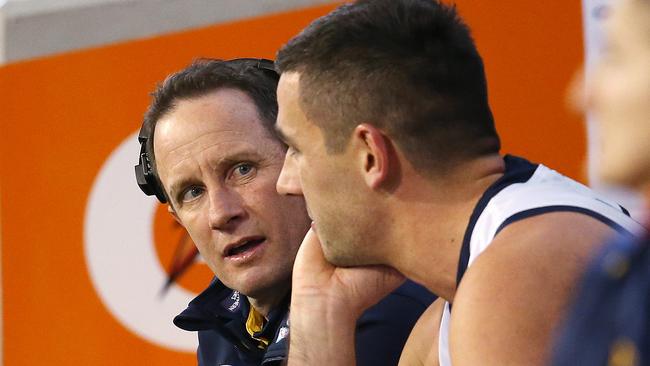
[
  {"left": 354, "top": 124, "right": 391, "bottom": 189},
  {"left": 168, "top": 204, "right": 183, "bottom": 226}
]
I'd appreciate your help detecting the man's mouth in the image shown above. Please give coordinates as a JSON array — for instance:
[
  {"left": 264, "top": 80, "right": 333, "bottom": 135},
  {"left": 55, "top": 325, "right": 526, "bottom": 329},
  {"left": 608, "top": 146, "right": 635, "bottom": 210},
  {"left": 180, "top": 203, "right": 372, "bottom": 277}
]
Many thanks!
[{"left": 224, "top": 237, "right": 266, "bottom": 257}]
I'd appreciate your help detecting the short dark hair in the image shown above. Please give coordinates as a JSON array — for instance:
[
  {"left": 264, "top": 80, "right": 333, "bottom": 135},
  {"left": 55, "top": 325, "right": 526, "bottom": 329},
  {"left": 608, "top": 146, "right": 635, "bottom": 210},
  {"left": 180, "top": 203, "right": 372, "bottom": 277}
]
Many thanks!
[
  {"left": 140, "top": 58, "right": 280, "bottom": 200},
  {"left": 276, "top": 0, "right": 500, "bottom": 175}
]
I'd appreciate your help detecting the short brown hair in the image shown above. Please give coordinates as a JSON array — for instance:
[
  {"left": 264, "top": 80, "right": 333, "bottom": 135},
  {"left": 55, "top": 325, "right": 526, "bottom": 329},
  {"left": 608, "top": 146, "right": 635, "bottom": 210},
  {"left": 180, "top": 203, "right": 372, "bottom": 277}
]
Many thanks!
[
  {"left": 141, "top": 58, "right": 280, "bottom": 199},
  {"left": 276, "top": 0, "right": 500, "bottom": 174}
]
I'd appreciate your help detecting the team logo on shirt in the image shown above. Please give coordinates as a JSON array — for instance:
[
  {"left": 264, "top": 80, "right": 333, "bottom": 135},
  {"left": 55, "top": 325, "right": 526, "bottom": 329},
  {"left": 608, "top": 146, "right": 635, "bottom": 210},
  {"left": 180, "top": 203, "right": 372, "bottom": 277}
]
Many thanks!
[{"left": 276, "top": 326, "right": 289, "bottom": 343}]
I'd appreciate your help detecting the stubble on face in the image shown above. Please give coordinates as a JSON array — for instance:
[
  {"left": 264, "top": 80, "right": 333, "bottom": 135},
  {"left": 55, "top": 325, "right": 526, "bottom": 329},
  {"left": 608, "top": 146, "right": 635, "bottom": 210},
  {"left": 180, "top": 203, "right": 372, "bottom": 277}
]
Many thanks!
[{"left": 278, "top": 72, "right": 389, "bottom": 268}]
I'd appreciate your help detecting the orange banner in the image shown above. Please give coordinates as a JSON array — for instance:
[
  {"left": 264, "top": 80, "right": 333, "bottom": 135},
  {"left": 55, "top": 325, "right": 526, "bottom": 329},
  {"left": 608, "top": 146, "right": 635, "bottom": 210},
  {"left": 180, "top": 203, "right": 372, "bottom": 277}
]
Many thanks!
[{"left": 0, "top": 4, "right": 340, "bottom": 365}]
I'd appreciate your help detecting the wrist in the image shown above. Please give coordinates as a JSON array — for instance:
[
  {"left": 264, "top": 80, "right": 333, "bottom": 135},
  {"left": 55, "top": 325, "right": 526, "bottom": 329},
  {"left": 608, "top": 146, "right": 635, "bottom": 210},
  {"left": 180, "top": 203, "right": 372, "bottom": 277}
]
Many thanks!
[
  {"left": 291, "top": 284, "right": 367, "bottom": 320},
  {"left": 288, "top": 290, "right": 359, "bottom": 365}
]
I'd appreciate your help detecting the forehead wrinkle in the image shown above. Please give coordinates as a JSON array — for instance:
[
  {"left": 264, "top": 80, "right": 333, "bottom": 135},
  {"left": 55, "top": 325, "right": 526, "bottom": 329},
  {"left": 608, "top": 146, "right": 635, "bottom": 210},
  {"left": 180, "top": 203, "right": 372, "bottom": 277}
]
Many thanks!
[
  {"left": 162, "top": 128, "right": 250, "bottom": 158},
  {"left": 154, "top": 87, "right": 281, "bottom": 196},
  {"left": 155, "top": 91, "right": 265, "bottom": 156},
  {"left": 164, "top": 136, "right": 283, "bottom": 197},
  {"left": 165, "top": 136, "right": 254, "bottom": 176}
]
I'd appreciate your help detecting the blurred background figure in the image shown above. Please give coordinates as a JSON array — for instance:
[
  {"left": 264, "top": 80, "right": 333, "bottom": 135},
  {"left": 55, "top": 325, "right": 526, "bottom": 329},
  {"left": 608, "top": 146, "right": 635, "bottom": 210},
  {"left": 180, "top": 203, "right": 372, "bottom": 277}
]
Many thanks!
[{"left": 552, "top": 0, "right": 650, "bottom": 364}]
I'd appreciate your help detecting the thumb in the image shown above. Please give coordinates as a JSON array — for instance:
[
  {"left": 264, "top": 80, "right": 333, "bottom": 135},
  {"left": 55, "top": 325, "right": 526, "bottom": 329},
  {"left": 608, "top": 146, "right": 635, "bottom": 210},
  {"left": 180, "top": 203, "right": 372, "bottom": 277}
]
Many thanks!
[{"left": 293, "top": 227, "right": 333, "bottom": 276}]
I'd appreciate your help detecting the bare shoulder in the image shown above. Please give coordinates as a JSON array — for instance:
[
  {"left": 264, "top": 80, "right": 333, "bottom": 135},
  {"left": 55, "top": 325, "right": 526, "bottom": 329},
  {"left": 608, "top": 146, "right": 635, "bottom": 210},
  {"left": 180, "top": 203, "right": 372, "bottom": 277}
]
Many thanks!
[
  {"left": 449, "top": 211, "right": 618, "bottom": 366},
  {"left": 398, "top": 298, "right": 445, "bottom": 366}
]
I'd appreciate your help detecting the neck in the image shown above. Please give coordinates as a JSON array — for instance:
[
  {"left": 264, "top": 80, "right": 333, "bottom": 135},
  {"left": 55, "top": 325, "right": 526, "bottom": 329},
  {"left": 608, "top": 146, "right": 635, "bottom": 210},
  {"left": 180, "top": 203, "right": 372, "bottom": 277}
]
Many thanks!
[
  {"left": 386, "top": 154, "right": 505, "bottom": 302},
  {"left": 642, "top": 183, "right": 650, "bottom": 205},
  {"left": 641, "top": 185, "right": 650, "bottom": 225},
  {"left": 246, "top": 285, "right": 290, "bottom": 318}
]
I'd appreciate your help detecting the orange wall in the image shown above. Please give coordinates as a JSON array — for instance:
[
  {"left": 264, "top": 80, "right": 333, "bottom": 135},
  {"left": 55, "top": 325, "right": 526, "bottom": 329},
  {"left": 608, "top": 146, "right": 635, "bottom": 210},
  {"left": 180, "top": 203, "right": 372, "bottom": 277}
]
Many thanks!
[
  {"left": 455, "top": 0, "right": 586, "bottom": 179},
  {"left": 0, "top": 1, "right": 584, "bottom": 365},
  {"left": 0, "top": 4, "right": 340, "bottom": 365}
]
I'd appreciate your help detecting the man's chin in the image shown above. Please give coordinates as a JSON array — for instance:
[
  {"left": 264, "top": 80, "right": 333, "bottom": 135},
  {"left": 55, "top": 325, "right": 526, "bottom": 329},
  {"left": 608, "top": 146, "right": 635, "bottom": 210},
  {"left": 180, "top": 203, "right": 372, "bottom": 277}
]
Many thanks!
[
  {"left": 239, "top": 284, "right": 291, "bottom": 307},
  {"left": 223, "top": 277, "right": 264, "bottom": 296},
  {"left": 323, "top": 247, "right": 357, "bottom": 267},
  {"left": 223, "top": 272, "right": 290, "bottom": 299},
  {"left": 323, "top": 242, "right": 377, "bottom": 268}
]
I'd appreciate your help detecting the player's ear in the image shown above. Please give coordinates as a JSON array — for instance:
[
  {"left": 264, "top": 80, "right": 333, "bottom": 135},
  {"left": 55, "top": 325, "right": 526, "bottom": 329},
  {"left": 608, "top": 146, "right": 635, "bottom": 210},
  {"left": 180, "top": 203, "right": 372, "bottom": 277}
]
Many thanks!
[{"left": 354, "top": 123, "right": 390, "bottom": 189}]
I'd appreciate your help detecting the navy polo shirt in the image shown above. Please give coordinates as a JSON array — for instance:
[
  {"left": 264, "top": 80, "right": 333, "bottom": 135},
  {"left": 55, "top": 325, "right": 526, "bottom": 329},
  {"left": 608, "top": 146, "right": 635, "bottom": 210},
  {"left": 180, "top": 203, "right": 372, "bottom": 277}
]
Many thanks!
[
  {"left": 551, "top": 231, "right": 650, "bottom": 366},
  {"left": 175, "top": 278, "right": 436, "bottom": 366}
]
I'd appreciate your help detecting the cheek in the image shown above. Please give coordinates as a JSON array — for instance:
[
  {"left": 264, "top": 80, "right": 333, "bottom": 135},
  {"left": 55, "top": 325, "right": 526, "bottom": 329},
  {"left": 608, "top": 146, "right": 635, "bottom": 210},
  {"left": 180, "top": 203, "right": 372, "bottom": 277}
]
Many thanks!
[
  {"left": 626, "top": 72, "right": 650, "bottom": 123},
  {"left": 590, "top": 73, "right": 629, "bottom": 153},
  {"left": 178, "top": 211, "right": 211, "bottom": 251},
  {"left": 270, "top": 194, "right": 310, "bottom": 232},
  {"left": 297, "top": 158, "right": 330, "bottom": 193},
  {"left": 592, "top": 71, "right": 626, "bottom": 118},
  {"left": 593, "top": 61, "right": 649, "bottom": 121},
  {"left": 295, "top": 158, "right": 309, "bottom": 187},
  {"left": 599, "top": 73, "right": 650, "bottom": 146},
  {"left": 248, "top": 176, "right": 309, "bottom": 223},
  {"left": 258, "top": 178, "right": 310, "bottom": 229}
]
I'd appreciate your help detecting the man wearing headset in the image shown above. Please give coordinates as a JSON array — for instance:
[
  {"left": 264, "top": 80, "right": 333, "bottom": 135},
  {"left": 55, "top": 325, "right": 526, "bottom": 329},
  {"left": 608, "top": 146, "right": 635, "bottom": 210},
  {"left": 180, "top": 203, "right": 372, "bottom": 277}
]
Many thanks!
[{"left": 134, "top": 58, "right": 435, "bottom": 366}]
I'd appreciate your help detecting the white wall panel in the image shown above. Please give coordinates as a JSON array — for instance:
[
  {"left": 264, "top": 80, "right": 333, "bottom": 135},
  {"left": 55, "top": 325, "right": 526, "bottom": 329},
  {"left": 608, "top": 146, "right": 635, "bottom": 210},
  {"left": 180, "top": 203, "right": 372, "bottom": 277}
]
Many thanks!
[{"left": 0, "top": 0, "right": 334, "bottom": 64}]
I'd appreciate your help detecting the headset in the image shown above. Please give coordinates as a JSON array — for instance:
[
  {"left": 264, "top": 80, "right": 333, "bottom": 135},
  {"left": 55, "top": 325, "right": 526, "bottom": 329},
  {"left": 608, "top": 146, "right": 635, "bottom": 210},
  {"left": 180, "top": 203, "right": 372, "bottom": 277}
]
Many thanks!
[{"left": 134, "top": 58, "right": 279, "bottom": 203}]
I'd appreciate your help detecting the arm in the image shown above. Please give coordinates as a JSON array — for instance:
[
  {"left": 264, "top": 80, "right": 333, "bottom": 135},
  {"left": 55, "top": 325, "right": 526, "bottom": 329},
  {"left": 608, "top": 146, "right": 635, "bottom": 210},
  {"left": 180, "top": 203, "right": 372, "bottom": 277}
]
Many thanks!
[
  {"left": 288, "top": 228, "right": 405, "bottom": 365},
  {"left": 449, "top": 212, "right": 615, "bottom": 365},
  {"left": 398, "top": 298, "right": 445, "bottom": 366}
]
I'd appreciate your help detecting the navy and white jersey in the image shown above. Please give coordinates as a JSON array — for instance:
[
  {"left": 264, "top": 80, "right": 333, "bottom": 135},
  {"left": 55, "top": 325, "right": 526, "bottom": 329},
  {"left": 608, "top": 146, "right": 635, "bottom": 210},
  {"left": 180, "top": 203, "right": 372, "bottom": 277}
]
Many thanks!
[{"left": 438, "top": 155, "right": 644, "bottom": 366}]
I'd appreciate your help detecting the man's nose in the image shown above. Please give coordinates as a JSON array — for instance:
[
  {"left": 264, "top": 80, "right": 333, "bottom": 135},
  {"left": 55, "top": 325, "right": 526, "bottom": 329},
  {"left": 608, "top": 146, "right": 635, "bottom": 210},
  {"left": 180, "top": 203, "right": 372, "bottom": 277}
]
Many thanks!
[
  {"left": 207, "top": 187, "right": 246, "bottom": 231},
  {"left": 276, "top": 151, "right": 303, "bottom": 196}
]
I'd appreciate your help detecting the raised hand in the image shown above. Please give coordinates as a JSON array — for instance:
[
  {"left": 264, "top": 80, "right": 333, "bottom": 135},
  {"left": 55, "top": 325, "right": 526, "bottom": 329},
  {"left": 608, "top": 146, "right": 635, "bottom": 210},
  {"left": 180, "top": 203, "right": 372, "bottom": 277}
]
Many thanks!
[{"left": 288, "top": 227, "right": 405, "bottom": 365}]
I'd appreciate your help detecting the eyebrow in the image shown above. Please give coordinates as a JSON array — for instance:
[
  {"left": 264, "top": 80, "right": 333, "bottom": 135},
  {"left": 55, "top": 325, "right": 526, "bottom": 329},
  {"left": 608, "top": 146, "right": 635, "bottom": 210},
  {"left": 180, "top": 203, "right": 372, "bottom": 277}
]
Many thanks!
[
  {"left": 168, "top": 178, "right": 196, "bottom": 202},
  {"left": 167, "top": 150, "right": 262, "bottom": 201}
]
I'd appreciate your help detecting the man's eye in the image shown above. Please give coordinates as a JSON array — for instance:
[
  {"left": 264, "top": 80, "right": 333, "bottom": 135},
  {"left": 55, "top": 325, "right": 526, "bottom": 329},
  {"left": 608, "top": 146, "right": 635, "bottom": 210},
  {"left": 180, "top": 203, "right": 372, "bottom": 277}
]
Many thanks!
[
  {"left": 181, "top": 186, "right": 204, "bottom": 202},
  {"left": 288, "top": 146, "right": 299, "bottom": 157},
  {"left": 234, "top": 163, "right": 255, "bottom": 177}
]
